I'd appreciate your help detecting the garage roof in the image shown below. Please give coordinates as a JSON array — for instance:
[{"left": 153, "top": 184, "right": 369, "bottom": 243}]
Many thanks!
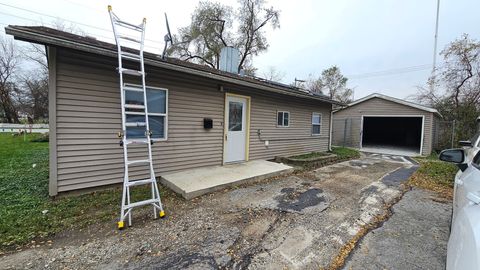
[{"left": 340, "top": 93, "right": 441, "bottom": 116}]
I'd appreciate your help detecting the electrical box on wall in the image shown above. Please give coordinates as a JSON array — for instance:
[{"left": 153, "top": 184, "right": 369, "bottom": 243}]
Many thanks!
[{"left": 204, "top": 118, "right": 213, "bottom": 129}]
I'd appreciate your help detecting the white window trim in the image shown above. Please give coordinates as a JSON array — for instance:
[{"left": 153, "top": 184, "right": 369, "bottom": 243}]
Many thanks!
[
  {"left": 124, "top": 83, "right": 168, "bottom": 141},
  {"left": 312, "top": 112, "right": 322, "bottom": 136},
  {"left": 277, "top": 111, "right": 290, "bottom": 127}
]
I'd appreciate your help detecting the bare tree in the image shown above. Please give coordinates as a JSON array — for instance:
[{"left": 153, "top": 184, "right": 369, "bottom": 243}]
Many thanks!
[
  {"left": 169, "top": 0, "right": 279, "bottom": 72},
  {"left": 413, "top": 34, "right": 480, "bottom": 140},
  {"left": 0, "top": 37, "right": 20, "bottom": 123},
  {"left": 262, "top": 66, "right": 285, "bottom": 81},
  {"left": 236, "top": 0, "right": 279, "bottom": 72},
  {"left": 14, "top": 70, "right": 48, "bottom": 121},
  {"left": 415, "top": 35, "right": 480, "bottom": 108}
]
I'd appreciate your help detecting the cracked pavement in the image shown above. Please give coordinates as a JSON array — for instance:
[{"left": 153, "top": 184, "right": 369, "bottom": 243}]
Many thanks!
[{"left": 0, "top": 153, "right": 425, "bottom": 270}]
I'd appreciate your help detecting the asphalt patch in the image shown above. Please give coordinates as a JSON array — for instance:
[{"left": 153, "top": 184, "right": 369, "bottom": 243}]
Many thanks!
[
  {"left": 381, "top": 166, "right": 418, "bottom": 187},
  {"left": 276, "top": 188, "right": 326, "bottom": 212},
  {"left": 132, "top": 252, "right": 219, "bottom": 270}
]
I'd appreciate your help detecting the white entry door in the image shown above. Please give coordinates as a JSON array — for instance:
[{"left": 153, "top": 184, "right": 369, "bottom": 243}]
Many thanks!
[{"left": 225, "top": 95, "right": 248, "bottom": 163}]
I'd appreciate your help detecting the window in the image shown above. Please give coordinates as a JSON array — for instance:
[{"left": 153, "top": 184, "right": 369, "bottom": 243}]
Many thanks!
[
  {"left": 312, "top": 113, "right": 322, "bottom": 135},
  {"left": 229, "top": 101, "right": 243, "bottom": 131},
  {"left": 124, "top": 84, "right": 168, "bottom": 140},
  {"left": 277, "top": 111, "right": 290, "bottom": 127},
  {"left": 473, "top": 151, "right": 480, "bottom": 169}
]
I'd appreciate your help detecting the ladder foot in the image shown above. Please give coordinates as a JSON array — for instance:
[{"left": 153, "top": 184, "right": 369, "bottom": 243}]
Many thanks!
[
  {"left": 159, "top": 210, "right": 166, "bottom": 218},
  {"left": 117, "top": 221, "right": 125, "bottom": 229}
]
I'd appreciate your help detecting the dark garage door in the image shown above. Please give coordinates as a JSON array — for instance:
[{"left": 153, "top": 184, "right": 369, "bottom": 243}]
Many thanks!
[{"left": 362, "top": 116, "right": 422, "bottom": 153}]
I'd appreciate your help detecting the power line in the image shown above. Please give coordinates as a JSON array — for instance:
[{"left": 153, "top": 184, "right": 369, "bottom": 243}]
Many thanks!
[
  {"left": 62, "top": 0, "right": 105, "bottom": 15},
  {"left": 0, "top": 11, "right": 161, "bottom": 51},
  {"left": 0, "top": 2, "right": 165, "bottom": 44},
  {"left": 347, "top": 64, "right": 432, "bottom": 79}
]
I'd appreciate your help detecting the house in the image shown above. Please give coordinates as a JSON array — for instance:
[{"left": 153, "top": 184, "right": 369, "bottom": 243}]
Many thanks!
[
  {"left": 332, "top": 93, "right": 441, "bottom": 156},
  {"left": 5, "top": 26, "right": 342, "bottom": 196}
]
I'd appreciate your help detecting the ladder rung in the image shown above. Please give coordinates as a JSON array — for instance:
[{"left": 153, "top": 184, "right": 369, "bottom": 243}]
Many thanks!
[
  {"left": 124, "top": 104, "right": 145, "bottom": 110},
  {"left": 124, "top": 199, "right": 159, "bottom": 210},
  {"left": 119, "top": 68, "right": 143, "bottom": 76},
  {"left": 125, "top": 139, "right": 149, "bottom": 145},
  {"left": 123, "top": 86, "right": 144, "bottom": 92},
  {"left": 118, "top": 36, "right": 141, "bottom": 44},
  {"left": 125, "top": 111, "right": 145, "bottom": 115},
  {"left": 120, "top": 52, "right": 141, "bottom": 61},
  {"left": 127, "top": 159, "right": 150, "bottom": 165},
  {"left": 125, "top": 122, "right": 146, "bottom": 127},
  {"left": 126, "top": 178, "right": 154, "bottom": 187},
  {"left": 114, "top": 20, "right": 143, "bottom": 31}
]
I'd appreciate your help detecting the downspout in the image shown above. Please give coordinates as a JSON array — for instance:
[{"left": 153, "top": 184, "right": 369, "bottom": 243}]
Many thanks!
[{"left": 329, "top": 103, "right": 333, "bottom": 151}]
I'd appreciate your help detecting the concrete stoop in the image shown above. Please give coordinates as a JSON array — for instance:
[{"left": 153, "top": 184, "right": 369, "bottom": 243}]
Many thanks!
[{"left": 160, "top": 160, "right": 293, "bottom": 199}]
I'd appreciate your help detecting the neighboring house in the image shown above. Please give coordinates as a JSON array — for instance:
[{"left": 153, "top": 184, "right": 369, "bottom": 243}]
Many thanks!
[
  {"left": 333, "top": 93, "right": 441, "bottom": 156},
  {"left": 6, "top": 26, "right": 342, "bottom": 196}
]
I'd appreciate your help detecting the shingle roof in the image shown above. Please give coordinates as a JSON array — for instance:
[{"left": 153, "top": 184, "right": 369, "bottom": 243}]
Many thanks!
[{"left": 5, "top": 25, "right": 343, "bottom": 105}]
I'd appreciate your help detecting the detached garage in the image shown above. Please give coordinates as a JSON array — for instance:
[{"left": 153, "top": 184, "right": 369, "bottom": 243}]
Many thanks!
[{"left": 332, "top": 93, "right": 441, "bottom": 156}]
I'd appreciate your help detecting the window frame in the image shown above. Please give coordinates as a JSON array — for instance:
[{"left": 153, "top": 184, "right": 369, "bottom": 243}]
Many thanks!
[
  {"left": 311, "top": 112, "right": 322, "bottom": 136},
  {"left": 124, "top": 83, "right": 168, "bottom": 141},
  {"left": 276, "top": 111, "right": 290, "bottom": 127}
]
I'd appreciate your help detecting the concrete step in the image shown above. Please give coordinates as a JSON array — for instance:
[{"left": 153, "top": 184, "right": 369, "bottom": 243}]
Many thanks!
[{"left": 160, "top": 160, "right": 293, "bottom": 199}]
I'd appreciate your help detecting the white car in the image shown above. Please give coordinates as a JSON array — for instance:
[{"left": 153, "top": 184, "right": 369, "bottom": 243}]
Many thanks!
[
  {"left": 459, "top": 131, "right": 480, "bottom": 163},
  {"left": 440, "top": 148, "right": 480, "bottom": 270}
]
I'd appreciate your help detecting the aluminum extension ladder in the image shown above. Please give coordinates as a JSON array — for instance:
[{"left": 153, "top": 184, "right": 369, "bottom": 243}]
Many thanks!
[{"left": 108, "top": 5, "right": 165, "bottom": 229}]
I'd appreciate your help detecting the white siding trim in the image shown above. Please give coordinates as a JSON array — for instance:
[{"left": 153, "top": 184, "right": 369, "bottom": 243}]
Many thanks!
[
  {"left": 340, "top": 93, "right": 440, "bottom": 116},
  {"left": 48, "top": 46, "right": 58, "bottom": 196}
]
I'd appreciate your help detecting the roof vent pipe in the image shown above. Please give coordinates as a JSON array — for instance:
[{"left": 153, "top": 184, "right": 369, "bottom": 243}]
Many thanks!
[{"left": 219, "top": 46, "right": 240, "bottom": 74}]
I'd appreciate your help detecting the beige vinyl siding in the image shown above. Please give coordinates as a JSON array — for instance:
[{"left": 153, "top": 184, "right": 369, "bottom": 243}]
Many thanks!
[
  {"left": 333, "top": 97, "right": 433, "bottom": 155},
  {"left": 55, "top": 48, "right": 224, "bottom": 192},
  {"left": 54, "top": 48, "right": 332, "bottom": 193},
  {"left": 228, "top": 89, "right": 331, "bottom": 160}
]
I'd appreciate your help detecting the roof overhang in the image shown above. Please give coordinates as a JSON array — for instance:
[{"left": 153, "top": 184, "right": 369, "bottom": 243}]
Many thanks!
[
  {"left": 334, "top": 93, "right": 441, "bottom": 117},
  {"left": 5, "top": 25, "right": 344, "bottom": 106}
]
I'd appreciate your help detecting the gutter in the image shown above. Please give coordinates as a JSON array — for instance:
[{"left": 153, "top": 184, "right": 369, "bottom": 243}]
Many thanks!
[{"left": 5, "top": 26, "right": 344, "bottom": 106}]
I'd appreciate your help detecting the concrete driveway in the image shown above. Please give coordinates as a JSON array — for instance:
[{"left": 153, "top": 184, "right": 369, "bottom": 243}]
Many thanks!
[{"left": 0, "top": 154, "right": 450, "bottom": 270}]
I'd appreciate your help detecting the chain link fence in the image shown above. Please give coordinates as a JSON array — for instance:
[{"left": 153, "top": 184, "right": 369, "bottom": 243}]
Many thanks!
[
  {"left": 332, "top": 118, "right": 359, "bottom": 148},
  {"left": 432, "top": 120, "right": 456, "bottom": 152}
]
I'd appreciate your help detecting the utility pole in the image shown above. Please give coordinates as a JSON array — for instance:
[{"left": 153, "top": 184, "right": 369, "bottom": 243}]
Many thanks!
[
  {"left": 431, "top": 0, "right": 440, "bottom": 90},
  {"left": 294, "top": 77, "right": 305, "bottom": 88}
]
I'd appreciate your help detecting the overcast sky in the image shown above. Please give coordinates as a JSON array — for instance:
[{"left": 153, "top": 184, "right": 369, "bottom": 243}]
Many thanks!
[{"left": 1, "top": 0, "right": 479, "bottom": 100}]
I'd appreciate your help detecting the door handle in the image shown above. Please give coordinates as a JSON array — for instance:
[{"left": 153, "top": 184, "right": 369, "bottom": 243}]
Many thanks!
[
  {"left": 225, "top": 134, "right": 227, "bottom": 141},
  {"left": 455, "top": 179, "right": 464, "bottom": 186},
  {"left": 467, "top": 192, "right": 480, "bottom": 204}
]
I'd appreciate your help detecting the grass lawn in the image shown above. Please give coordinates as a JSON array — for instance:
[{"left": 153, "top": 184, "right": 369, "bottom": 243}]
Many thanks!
[
  {"left": 330, "top": 146, "right": 360, "bottom": 159},
  {"left": 410, "top": 154, "right": 459, "bottom": 199},
  {"left": 0, "top": 133, "right": 160, "bottom": 251}
]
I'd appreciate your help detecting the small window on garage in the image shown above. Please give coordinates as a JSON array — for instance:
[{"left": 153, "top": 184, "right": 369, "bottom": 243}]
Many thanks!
[
  {"left": 277, "top": 111, "right": 290, "bottom": 127},
  {"left": 312, "top": 113, "right": 322, "bottom": 135}
]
